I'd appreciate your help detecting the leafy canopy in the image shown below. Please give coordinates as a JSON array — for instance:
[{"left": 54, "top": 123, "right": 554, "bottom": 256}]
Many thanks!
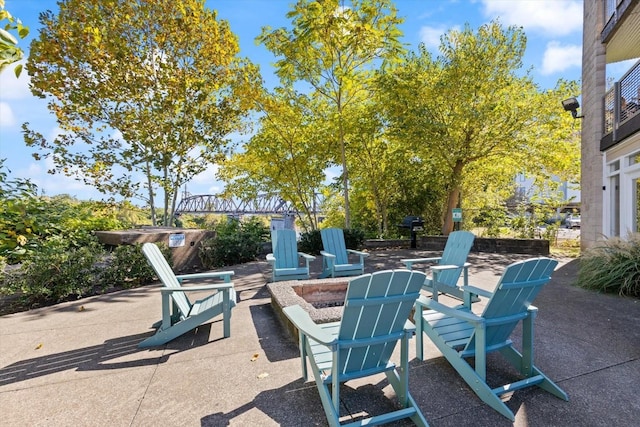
[{"left": 24, "top": 0, "right": 261, "bottom": 224}]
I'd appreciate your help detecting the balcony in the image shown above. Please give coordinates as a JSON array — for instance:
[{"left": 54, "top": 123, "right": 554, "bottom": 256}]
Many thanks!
[
  {"left": 601, "top": 0, "right": 640, "bottom": 63},
  {"left": 601, "top": 59, "right": 640, "bottom": 151}
]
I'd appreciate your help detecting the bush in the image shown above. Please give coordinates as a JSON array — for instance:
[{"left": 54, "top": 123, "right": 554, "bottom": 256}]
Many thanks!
[
  {"left": 2, "top": 236, "right": 104, "bottom": 307},
  {"left": 298, "top": 228, "right": 366, "bottom": 255},
  {"left": 577, "top": 234, "right": 640, "bottom": 297},
  {"left": 299, "top": 229, "right": 322, "bottom": 254},
  {"left": 101, "top": 243, "right": 169, "bottom": 288},
  {"left": 199, "top": 217, "right": 270, "bottom": 268},
  {"left": 343, "top": 228, "right": 366, "bottom": 249}
]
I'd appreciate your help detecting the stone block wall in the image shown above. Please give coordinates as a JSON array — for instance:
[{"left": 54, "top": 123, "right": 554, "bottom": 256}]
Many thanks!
[{"left": 95, "top": 227, "right": 215, "bottom": 273}]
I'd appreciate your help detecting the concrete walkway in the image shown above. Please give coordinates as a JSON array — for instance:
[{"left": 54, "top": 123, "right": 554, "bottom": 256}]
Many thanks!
[{"left": 1, "top": 249, "right": 638, "bottom": 426}]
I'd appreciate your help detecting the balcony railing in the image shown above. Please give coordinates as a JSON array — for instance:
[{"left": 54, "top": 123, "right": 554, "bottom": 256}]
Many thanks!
[
  {"left": 601, "top": 59, "right": 640, "bottom": 151},
  {"left": 605, "top": 0, "right": 616, "bottom": 23}
]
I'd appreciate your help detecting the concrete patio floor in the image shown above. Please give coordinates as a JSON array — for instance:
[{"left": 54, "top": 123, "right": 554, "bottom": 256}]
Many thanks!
[{"left": 1, "top": 248, "right": 638, "bottom": 426}]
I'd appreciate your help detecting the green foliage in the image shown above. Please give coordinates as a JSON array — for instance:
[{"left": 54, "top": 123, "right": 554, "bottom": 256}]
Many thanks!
[
  {"left": 257, "top": 0, "right": 405, "bottom": 228},
  {"left": 101, "top": 243, "right": 169, "bottom": 288},
  {"left": 218, "top": 89, "right": 330, "bottom": 232},
  {"left": 343, "top": 228, "right": 366, "bottom": 250},
  {"left": 25, "top": 0, "right": 261, "bottom": 225},
  {"left": 298, "top": 228, "right": 366, "bottom": 255},
  {"left": 577, "top": 234, "right": 640, "bottom": 297},
  {"left": 2, "top": 236, "right": 104, "bottom": 306},
  {"left": 472, "top": 208, "right": 507, "bottom": 238},
  {"left": 199, "top": 217, "right": 270, "bottom": 268},
  {"left": 377, "top": 20, "right": 580, "bottom": 234},
  {"left": 299, "top": 229, "right": 322, "bottom": 254},
  {"left": 0, "top": 0, "right": 29, "bottom": 77}
]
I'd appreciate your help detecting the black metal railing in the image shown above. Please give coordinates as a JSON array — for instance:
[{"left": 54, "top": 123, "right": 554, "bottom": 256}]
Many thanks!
[
  {"left": 605, "top": 0, "right": 616, "bottom": 23},
  {"left": 602, "top": 59, "right": 640, "bottom": 150},
  {"left": 602, "top": 0, "right": 635, "bottom": 43}
]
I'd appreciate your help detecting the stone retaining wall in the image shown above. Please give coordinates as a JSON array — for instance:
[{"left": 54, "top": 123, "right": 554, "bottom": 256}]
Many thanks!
[
  {"left": 365, "top": 236, "right": 549, "bottom": 255},
  {"left": 95, "top": 227, "right": 215, "bottom": 272}
]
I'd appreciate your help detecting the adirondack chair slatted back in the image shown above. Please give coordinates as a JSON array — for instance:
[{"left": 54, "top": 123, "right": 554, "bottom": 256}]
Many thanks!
[
  {"left": 142, "top": 243, "right": 192, "bottom": 317},
  {"left": 465, "top": 257, "right": 558, "bottom": 354},
  {"left": 337, "top": 270, "right": 424, "bottom": 376},
  {"left": 437, "top": 231, "right": 475, "bottom": 287},
  {"left": 272, "top": 229, "right": 299, "bottom": 269},
  {"left": 321, "top": 228, "right": 349, "bottom": 265}
]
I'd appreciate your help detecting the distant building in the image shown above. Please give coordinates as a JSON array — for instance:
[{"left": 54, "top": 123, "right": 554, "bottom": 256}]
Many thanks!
[
  {"left": 512, "top": 173, "right": 580, "bottom": 210},
  {"left": 581, "top": 0, "right": 640, "bottom": 249}
]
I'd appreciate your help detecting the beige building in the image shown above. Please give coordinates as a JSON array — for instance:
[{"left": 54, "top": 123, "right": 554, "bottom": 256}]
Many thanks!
[{"left": 581, "top": 0, "right": 640, "bottom": 250}]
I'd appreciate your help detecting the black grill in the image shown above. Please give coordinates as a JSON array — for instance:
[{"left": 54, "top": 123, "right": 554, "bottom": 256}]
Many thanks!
[{"left": 397, "top": 216, "right": 424, "bottom": 248}]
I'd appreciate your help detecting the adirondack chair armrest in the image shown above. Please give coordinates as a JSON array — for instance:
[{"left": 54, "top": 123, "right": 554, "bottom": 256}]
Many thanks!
[
  {"left": 403, "top": 319, "right": 416, "bottom": 334},
  {"left": 159, "top": 283, "right": 234, "bottom": 293},
  {"left": 299, "top": 252, "right": 316, "bottom": 261},
  {"left": 431, "top": 264, "right": 462, "bottom": 272},
  {"left": 176, "top": 271, "right": 234, "bottom": 283},
  {"left": 320, "top": 251, "right": 336, "bottom": 260},
  {"left": 461, "top": 285, "right": 493, "bottom": 298},
  {"left": 346, "top": 249, "right": 369, "bottom": 257},
  {"left": 401, "top": 257, "right": 442, "bottom": 269},
  {"left": 416, "top": 296, "right": 483, "bottom": 325},
  {"left": 283, "top": 305, "right": 337, "bottom": 346}
]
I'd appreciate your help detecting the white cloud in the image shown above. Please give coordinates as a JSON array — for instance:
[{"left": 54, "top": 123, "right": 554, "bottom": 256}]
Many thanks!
[
  {"left": 21, "top": 159, "right": 102, "bottom": 199},
  {"left": 0, "top": 60, "right": 31, "bottom": 100},
  {"left": 0, "top": 102, "right": 16, "bottom": 127},
  {"left": 540, "top": 41, "right": 582, "bottom": 75},
  {"left": 419, "top": 24, "right": 461, "bottom": 51},
  {"left": 481, "top": 0, "right": 582, "bottom": 37}
]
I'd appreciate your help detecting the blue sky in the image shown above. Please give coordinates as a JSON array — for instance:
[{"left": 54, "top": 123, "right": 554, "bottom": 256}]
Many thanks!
[{"left": 0, "top": 0, "right": 631, "bottom": 202}]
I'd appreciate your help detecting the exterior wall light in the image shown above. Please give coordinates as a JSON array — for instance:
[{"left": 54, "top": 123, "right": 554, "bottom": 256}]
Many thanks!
[{"left": 562, "top": 97, "right": 584, "bottom": 119}]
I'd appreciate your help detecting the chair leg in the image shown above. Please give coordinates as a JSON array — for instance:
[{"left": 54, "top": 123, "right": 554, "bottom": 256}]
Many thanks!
[
  {"left": 385, "top": 369, "right": 429, "bottom": 427},
  {"left": 222, "top": 290, "right": 231, "bottom": 338},
  {"left": 499, "top": 346, "right": 569, "bottom": 401},
  {"left": 424, "top": 328, "right": 516, "bottom": 421},
  {"left": 415, "top": 306, "right": 425, "bottom": 360}
]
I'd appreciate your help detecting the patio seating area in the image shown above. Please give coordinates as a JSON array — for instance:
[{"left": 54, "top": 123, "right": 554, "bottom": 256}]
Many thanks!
[{"left": 1, "top": 248, "right": 639, "bottom": 426}]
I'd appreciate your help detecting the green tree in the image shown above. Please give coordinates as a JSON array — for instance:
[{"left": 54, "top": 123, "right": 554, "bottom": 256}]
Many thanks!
[
  {"left": 0, "top": 0, "right": 29, "bottom": 77},
  {"left": 378, "top": 21, "right": 580, "bottom": 234},
  {"left": 218, "top": 88, "right": 330, "bottom": 231},
  {"left": 257, "top": 0, "right": 405, "bottom": 228},
  {"left": 24, "top": 0, "right": 261, "bottom": 225}
]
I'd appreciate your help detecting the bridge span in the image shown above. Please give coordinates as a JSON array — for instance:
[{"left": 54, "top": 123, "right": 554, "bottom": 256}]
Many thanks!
[{"left": 175, "top": 193, "right": 320, "bottom": 215}]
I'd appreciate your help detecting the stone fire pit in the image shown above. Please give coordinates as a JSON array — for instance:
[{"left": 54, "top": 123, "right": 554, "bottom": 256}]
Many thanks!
[{"left": 267, "top": 278, "right": 349, "bottom": 340}]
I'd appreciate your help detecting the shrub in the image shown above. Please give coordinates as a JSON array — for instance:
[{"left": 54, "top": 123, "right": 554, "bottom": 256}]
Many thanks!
[
  {"left": 299, "top": 229, "right": 322, "bottom": 254},
  {"left": 2, "top": 236, "right": 104, "bottom": 307},
  {"left": 101, "top": 243, "right": 169, "bottom": 288},
  {"left": 1, "top": 171, "right": 135, "bottom": 264},
  {"left": 199, "top": 217, "right": 270, "bottom": 268},
  {"left": 577, "top": 234, "right": 640, "bottom": 297},
  {"left": 343, "top": 228, "right": 366, "bottom": 249},
  {"left": 298, "top": 228, "right": 366, "bottom": 255}
]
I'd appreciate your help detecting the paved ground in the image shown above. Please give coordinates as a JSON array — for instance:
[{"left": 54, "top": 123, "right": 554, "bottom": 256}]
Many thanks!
[{"left": 1, "top": 248, "right": 638, "bottom": 426}]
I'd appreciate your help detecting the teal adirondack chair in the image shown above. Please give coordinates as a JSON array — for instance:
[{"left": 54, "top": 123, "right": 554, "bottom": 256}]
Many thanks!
[
  {"left": 139, "top": 243, "right": 237, "bottom": 348},
  {"left": 283, "top": 270, "right": 429, "bottom": 427},
  {"left": 266, "top": 229, "right": 315, "bottom": 282},
  {"left": 402, "top": 230, "right": 475, "bottom": 301},
  {"left": 415, "top": 257, "right": 568, "bottom": 421},
  {"left": 319, "top": 228, "right": 369, "bottom": 278}
]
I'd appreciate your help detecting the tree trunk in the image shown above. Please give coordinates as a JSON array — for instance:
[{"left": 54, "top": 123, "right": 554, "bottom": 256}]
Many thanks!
[
  {"left": 441, "top": 160, "right": 465, "bottom": 235},
  {"left": 146, "top": 161, "right": 156, "bottom": 226},
  {"left": 339, "top": 118, "right": 350, "bottom": 229},
  {"left": 441, "top": 186, "right": 461, "bottom": 235}
]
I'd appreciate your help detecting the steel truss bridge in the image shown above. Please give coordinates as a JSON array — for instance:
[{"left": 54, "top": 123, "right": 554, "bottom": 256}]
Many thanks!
[{"left": 175, "top": 193, "right": 321, "bottom": 216}]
